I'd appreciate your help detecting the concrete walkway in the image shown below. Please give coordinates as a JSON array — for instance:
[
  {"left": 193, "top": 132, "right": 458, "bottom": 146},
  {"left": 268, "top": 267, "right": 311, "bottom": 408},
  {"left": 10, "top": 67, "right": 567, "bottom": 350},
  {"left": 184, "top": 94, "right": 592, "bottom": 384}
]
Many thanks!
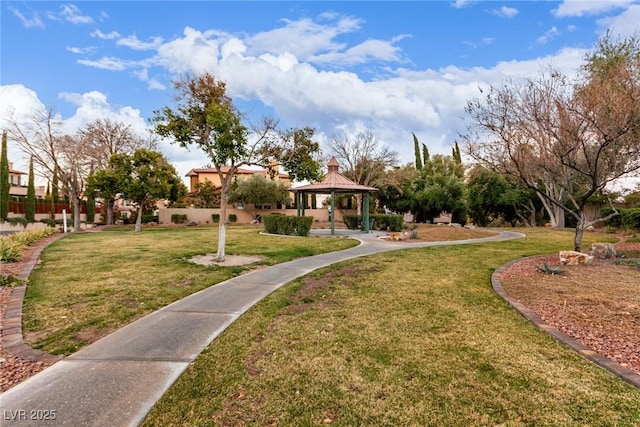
[{"left": 0, "top": 230, "right": 523, "bottom": 426}]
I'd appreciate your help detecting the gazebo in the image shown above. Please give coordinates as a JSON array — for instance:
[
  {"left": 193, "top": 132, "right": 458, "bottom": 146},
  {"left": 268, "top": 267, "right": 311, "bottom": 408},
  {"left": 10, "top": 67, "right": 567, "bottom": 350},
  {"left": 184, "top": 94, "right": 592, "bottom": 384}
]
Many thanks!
[{"left": 292, "top": 157, "right": 378, "bottom": 235}]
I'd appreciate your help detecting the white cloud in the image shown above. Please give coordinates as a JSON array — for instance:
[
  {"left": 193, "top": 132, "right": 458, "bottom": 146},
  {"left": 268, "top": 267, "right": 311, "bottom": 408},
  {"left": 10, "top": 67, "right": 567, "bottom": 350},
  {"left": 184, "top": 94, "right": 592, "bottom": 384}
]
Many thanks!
[
  {"left": 117, "top": 35, "right": 164, "bottom": 51},
  {"left": 77, "top": 57, "right": 132, "bottom": 71},
  {"left": 8, "top": 5, "right": 44, "bottom": 29},
  {"left": 147, "top": 79, "right": 166, "bottom": 91},
  {"left": 553, "top": 0, "right": 634, "bottom": 17},
  {"left": 311, "top": 38, "right": 405, "bottom": 66},
  {"left": 59, "top": 4, "right": 94, "bottom": 24},
  {"left": 153, "top": 27, "right": 221, "bottom": 74},
  {"left": 463, "top": 37, "right": 495, "bottom": 49},
  {"left": 596, "top": 4, "right": 640, "bottom": 37},
  {"left": 491, "top": 6, "right": 519, "bottom": 18},
  {"left": 67, "top": 46, "right": 96, "bottom": 55},
  {"left": 537, "top": 26, "right": 561, "bottom": 44},
  {"left": 450, "top": 0, "right": 477, "bottom": 9},
  {"left": 246, "top": 15, "right": 362, "bottom": 62},
  {"left": 90, "top": 29, "right": 121, "bottom": 40}
]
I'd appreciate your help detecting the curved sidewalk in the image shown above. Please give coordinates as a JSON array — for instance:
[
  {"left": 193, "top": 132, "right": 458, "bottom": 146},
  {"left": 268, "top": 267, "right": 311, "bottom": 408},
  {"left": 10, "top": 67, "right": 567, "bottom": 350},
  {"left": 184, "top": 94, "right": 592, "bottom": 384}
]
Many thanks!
[{"left": 0, "top": 230, "right": 523, "bottom": 426}]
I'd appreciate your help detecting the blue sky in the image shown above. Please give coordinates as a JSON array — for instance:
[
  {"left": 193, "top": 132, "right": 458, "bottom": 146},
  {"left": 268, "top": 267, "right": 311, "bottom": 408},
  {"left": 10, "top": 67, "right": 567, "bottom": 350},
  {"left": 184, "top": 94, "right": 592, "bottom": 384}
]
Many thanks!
[{"left": 1, "top": 1, "right": 639, "bottom": 186}]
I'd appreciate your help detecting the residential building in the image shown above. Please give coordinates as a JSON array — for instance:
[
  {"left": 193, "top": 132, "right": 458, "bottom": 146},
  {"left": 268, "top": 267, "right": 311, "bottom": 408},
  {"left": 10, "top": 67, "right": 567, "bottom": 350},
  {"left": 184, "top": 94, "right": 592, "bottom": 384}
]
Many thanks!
[{"left": 185, "top": 163, "right": 290, "bottom": 193}]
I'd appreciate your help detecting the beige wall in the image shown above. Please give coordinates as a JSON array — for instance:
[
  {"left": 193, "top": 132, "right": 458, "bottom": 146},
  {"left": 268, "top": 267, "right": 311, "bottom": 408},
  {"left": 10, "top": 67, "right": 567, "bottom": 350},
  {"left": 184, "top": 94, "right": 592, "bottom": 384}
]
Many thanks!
[{"left": 158, "top": 207, "right": 355, "bottom": 225}]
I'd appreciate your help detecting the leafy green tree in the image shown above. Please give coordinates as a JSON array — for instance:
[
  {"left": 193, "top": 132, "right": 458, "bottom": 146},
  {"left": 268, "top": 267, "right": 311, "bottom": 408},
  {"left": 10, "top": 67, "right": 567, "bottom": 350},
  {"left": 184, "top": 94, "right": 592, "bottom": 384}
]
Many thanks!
[
  {"left": 119, "top": 149, "right": 186, "bottom": 232},
  {"left": 0, "top": 131, "right": 9, "bottom": 221},
  {"left": 413, "top": 132, "right": 422, "bottom": 170},
  {"left": 412, "top": 155, "right": 467, "bottom": 223},
  {"left": 228, "top": 174, "right": 290, "bottom": 217},
  {"left": 26, "top": 156, "right": 36, "bottom": 222},
  {"left": 154, "top": 73, "right": 321, "bottom": 261},
  {"left": 86, "top": 193, "right": 96, "bottom": 224},
  {"left": 86, "top": 157, "right": 126, "bottom": 225},
  {"left": 188, "top": 180, "right": 221, "bottom": 208},
  {"left": 377, "top": 165, "right": 418, "bottom": 215}
]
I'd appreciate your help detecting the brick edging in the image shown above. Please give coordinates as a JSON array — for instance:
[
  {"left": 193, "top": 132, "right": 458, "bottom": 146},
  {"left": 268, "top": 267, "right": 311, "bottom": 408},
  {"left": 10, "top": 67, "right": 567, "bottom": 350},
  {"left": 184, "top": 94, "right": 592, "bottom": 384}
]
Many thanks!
[
  {"left": 2, "top": 232, "right": 69, "bottom": 363},
  {"left": 491, "top": 256, "right": 640, "bottom": 389}
]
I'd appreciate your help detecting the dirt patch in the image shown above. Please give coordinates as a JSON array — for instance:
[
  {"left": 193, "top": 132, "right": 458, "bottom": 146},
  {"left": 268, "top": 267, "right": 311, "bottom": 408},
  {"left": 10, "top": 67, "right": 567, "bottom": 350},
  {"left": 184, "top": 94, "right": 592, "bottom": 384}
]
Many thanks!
[
  {"left": 498, "top": 240, "right": 640, "bottom": 375},
  {"left": 190, "top": 254, "right": 266, "bottom": 266}
]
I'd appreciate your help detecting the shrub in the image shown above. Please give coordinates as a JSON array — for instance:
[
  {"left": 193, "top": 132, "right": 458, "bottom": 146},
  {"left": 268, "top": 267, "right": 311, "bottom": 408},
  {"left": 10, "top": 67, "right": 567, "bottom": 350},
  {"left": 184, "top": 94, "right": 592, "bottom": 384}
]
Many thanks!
[
  {"left": 371, "top": 214, "right": 404, "bottom": 232},
  {"left": 229, "top": 214, "right": 237, "bottom": 223},
  {"left": 0, "top": 237, "right": 24, "bottom": 262},
  {"left": 602, "top": 207, "right": 640, "bottom": 232},
  {"left": 343, "top": 214, "right": 360, "bottom": 230},
  {"left": 344, "top": 214, "right": 404, "bottom": 232},
  {"left": 40, "top": 218, "right": 56, "bottom": 227},
  {"left": 211, "top": 214, "right": 220, "bottom": 223},
  {"left": 7, "top": 217, "right": 29, "bottom": 228},
  {"left": 142, "top": 214, "right": 159, "bottom": 224},
  {"left": 264, "top": 215, "right": 313, "bottom": 236},
  {"left": 0, "top": 275, "right": 21, "bottom": 287},
  {"left": 171, "top": 214, "right": 188, "bottom": 224}
]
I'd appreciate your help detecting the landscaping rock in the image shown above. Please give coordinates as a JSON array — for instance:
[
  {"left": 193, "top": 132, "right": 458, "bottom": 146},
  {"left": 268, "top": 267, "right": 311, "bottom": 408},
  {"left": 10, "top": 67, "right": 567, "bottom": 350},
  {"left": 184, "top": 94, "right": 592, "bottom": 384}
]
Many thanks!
[
  {"left": 590, "top": 243, "right": 616, "bottom": 259},
  {"left": 559, "top": 250, "right": 594, "bottom": 266}
]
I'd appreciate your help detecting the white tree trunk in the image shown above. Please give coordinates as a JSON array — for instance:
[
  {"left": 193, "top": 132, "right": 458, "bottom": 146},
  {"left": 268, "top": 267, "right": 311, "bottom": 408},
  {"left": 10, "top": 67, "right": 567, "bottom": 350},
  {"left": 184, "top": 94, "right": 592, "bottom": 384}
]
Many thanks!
[
  {"left": 215, "top": 189, "right": 228, "bottom": 261},
  {"left": 71, "top": 195, "right": 82, "bottom": 232},
  {"left": 134, "top": 205, "right": 143, "bottom": 232}
]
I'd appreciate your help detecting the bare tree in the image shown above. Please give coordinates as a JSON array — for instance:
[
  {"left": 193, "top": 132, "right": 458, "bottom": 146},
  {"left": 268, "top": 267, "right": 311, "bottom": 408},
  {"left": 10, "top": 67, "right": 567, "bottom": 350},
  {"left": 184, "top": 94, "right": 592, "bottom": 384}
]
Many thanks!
[
  {"left": 80, "top": 118, "right": 157, "bottom": 170},
  {"left": 328, "top": 130, "right": 398, "bottom": 214},
  {"left": 81, "top": 118, "right": 157, "bottom": 224},
  {"left": 462, "top": 34, "right": 640, "bottom": 251},
  {"left": 8, "top": 108, "right": 91, "bottom": 232}
]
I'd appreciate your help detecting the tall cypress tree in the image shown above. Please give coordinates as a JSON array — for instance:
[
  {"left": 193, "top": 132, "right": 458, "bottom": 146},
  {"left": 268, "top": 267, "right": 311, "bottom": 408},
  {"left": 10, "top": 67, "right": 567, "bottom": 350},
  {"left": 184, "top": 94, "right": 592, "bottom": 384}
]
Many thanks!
[
  {"left": 26, "top": 156, "right": 36, "bottom": 222},
  {"left": 0, "top": 131, "right": 10, "bottom": 221},
  {"left": 452, "top": 141, "right": 462, "bottom": 165},
  {"left": 52, "top": 168, "right": 59, "bottom": 204},
  {"left": 422, "top": 143, "right": 430, "bottom": 165},
  {"left": 412, "top": 132, "right": 423, "bottom": 170}
]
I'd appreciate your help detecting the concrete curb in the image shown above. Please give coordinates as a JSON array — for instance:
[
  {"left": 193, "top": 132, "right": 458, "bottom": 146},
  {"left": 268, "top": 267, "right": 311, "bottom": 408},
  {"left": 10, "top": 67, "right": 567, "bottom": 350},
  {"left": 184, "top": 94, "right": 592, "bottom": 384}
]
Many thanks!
[{"left": 491, "top": 256, "right": 640, "bottom": 390}]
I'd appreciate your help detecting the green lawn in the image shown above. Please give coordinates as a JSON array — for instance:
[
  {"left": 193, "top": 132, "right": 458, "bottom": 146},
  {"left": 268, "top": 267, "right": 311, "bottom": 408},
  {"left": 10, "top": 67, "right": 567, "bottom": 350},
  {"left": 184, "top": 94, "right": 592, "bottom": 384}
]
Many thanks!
[
  {"left": 142, "top": 228, "right": 640, "bottom": 426},
  {"left": 22, "top": 225, "right": 359, "bottom": 355}
]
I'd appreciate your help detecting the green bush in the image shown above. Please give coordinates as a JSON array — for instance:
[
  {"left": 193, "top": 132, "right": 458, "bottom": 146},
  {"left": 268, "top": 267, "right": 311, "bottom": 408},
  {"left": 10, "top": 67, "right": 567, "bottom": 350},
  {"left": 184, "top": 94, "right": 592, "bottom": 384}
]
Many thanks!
[
  {"left": 229, "top": 214, "right": 237, "bottom": 223},
  {"left": 371, "top": 214, "right": 404, "bottom": 232},
  {"left": 142, "top": 214, "right": 159, "bottom": 223},
  {"left": 343, "top": 214, "right": 360, "bottom": 230},
  {"left": 343, "top": 214, "right": 404, "bottom": 231},
  {"left": 7, "top": 217, "right": 29, "bottom": 228},
  {"left": 171, "top": 214, "right": 188, "bottom": 224},
  {"left": 264, "top": 215, "right": 313, "bottom": 236},
  {"left": 211, "top": 214, "right": 220, "bottom": 223},
  {"left": 602, "top": 207, "right": 640, "bottom": 232},
  {"left": 40, "top": 218, "right": 56, "bottom": 227}
]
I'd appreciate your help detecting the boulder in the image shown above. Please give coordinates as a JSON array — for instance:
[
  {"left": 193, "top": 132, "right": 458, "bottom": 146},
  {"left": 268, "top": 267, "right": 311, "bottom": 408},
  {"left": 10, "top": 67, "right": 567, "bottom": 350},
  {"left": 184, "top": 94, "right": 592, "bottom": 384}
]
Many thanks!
[
  {"left": 590, "top": 242, "right": 616, "bottom": 259},
  {"left": 559, "top": 250, "right": 594, "bottom": 266}
]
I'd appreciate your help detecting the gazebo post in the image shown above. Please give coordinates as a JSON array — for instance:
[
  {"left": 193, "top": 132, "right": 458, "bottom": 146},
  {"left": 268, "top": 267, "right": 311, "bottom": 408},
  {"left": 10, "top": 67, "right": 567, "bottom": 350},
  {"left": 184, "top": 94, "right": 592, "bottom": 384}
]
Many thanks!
[
  {"left": 330, "top": 191, "right": 335, "bottom": 235},
  {"left": 296, "top": 193, "right": 301, "bottom": 216},
  {"left": 363, "top": 192, "right": 370, "bottom": 233}
]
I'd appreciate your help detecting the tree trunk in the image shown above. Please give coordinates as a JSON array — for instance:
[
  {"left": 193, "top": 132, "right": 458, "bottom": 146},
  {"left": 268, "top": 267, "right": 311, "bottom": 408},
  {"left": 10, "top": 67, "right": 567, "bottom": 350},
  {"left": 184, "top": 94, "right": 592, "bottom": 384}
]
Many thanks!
[
  {"left": 71, "top": 196, "right": 82, "bottom": 232},
  {"left": 215, "top": 190, "right": 228, "bottom": 261},
  {"left": 573, "top": 212, "right": 587, "bottom": 252},
  {"left": 134, "top": 205, "right": 143, "bottom": 232},
  {"left": 106, "top": 198, "right": 115, "bottom": 225}
]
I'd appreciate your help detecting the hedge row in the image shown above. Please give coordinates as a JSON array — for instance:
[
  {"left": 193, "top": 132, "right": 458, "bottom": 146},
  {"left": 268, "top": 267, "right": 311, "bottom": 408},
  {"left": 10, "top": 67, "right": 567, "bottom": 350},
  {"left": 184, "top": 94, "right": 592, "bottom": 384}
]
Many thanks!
[
  {"left": 264, "top": 215, "right": 313, "bottom": 236},
  {"left": 343, "top": 214, "right": 404, "bottom": 232},
  {"left": 601, "top": 207, "right": 640, "bottom": 232}
]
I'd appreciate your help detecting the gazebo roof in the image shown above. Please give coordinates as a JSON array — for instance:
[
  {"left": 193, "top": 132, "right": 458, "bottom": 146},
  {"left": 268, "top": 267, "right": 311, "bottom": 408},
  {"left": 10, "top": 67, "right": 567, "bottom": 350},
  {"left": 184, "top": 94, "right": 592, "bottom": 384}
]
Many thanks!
[{"left": 292, "top": 157, "right": 378, "bottom": 194}]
